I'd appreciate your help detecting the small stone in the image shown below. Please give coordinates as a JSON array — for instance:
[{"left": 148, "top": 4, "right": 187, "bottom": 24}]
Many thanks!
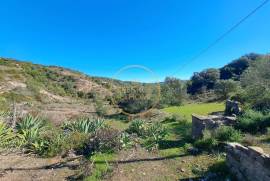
[
  {"left": 131, "top": 169, "right": 135, "bottom": 172},
  {"left": 181, "top": 160, "right": 187, "bottom": 163},
  {"left": 180, "top": 168, "right": 185, "bottom": 172},
  {"left": 142, "top": 172, "right": 146, "bottom": 175}
]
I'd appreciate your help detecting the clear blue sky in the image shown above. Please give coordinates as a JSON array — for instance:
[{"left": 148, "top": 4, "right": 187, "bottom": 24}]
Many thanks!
[{"left": 0, "top": 0, "right": 269, "bottom": 82}]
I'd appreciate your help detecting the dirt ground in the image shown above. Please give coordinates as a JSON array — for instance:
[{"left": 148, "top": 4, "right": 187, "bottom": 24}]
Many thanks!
[
  {"left": 107, "top": 147, "right": 179, "bottom": 181},
  {"left": 0, "top": 153, "right": 81, "bottom": 181}
]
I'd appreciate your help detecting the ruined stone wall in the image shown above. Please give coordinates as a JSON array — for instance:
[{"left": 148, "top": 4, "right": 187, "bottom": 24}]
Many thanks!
[
  {"left": 191, "top": 114, "right": 236, "bottom": 139},
  {"left": 225, "top": 100, "right": 241, "bottom": 115},
  {"left": 226, "top": 143, "right": 270, "bottom": 181}
]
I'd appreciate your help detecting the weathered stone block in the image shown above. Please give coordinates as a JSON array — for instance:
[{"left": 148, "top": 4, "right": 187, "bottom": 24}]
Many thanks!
[{"left": 226, "top": 143, "right": 270, "bottom": 181}]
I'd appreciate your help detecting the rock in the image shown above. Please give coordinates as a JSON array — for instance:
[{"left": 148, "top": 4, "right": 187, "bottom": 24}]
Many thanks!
[{"left": 180, "top": 168, "right": 185, "bottom": 172}]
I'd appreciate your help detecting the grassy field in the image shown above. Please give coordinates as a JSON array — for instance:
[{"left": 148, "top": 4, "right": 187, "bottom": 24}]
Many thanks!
[
  {"left": 156, "top": 102, "right": 229, "bottom": 179},
  {"left": 163, "top": 102, "right": 225, "bottom": 121},
  {"left": 85, "top": 102, "right": 228, "bottom": 180}
]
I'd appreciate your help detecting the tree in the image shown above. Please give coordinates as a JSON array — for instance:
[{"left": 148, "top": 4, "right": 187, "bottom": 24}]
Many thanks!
[
  {"left": 214, "top": 80, "right": 238, "bottom": 100},
  {"left": 240, "top": 57, "right": 270, "bottom": 111},
  {"left": 187, "top": 68, "right": 220, "bottom": 94},
  {"left": 161, "top": 77, "right": 185, "bottom": 106},
  {"left": 116, "top": 83, "right": 158, "bottom": 114},
  {"left": 220, "top": 53, "right": 261, "bottom": 80}
]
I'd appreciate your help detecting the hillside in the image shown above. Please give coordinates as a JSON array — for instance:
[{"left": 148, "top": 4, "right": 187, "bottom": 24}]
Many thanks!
[
  {"left": 0, "top": 54, "right": 268, "bottom": 122},
  {"left": 0, "top": 58, "right": 121, "bottom": 123}
]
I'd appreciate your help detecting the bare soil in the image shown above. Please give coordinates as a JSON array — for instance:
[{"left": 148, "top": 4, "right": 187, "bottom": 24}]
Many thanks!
[{"left": 0, "top": 153, "right": 81, "bottom": 181}]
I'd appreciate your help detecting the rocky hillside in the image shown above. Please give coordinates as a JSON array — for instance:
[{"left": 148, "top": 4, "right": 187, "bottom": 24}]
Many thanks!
[{"left": 0, "top": 58, "right": 120, "bottom": 123}]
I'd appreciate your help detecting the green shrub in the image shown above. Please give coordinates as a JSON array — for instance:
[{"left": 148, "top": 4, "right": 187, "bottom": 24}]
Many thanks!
[
  {"left": 214, "top": 126, "right": 243, "bottom": 142},
  {"left": 194, "top": 130, "right": 218, "bottom": 151},
  {"left": 145, "top": 123, "right": 168, "bottom": 140},
  {"left": 236, "top": 110, "right": 270, "bottom": 134},
  {"left": 127, "top": 120, "right": 168, "bottom": 150},
  {"left": 0, "top": 121, "right": 16, "bottom": 147},
  {"left": 126, "top": 119, "right": 147, "bottom": 136},
  {"left": 143, "top": 123, "right": 168, "bottom": 150}
]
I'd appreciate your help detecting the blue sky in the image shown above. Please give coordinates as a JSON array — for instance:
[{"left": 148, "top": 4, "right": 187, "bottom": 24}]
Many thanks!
[{"left": 0, "top": 0, "right": 269, "bottom": 82}]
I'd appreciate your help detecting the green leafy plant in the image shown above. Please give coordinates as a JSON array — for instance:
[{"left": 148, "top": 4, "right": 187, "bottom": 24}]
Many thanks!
[
  {"left": 126, "top": 119, "right": 147, "bottom": 136},
  {"left": 143, "top": 123, "right": 168, "bottom": 150},
  {"left": 0, "top": 121, "right": 16, "bottom": 147},
  {"left": 120, "top": 132, "right": 133, "bottom": 149},
  {"left": 16, "top": 115, "right": 45, "bottom": 133},
  {"left": 214, "top": 126, "right": 243, "bottom": 142},
  {"left": 236, "top": 109, "right": 270, "bottom": 134},
  {"left": 194, "top": 130, "right": 218, "bottom": 151},
  {"left": 62, "top": 118, "right": 105, "bottom": 134},
  {"left": 16, "top": 115, "right": 48, "bottom": 154}
]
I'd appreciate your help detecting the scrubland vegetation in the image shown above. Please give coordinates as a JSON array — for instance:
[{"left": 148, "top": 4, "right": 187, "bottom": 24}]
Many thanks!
[{"left": 0, "top": 53, "right": 270, "bottom": 180}]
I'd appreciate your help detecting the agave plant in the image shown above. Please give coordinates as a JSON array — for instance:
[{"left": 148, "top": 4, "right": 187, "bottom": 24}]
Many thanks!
[
  {"left": 0, "top": 121, "right": 15, "bottom": 147},
  {"left": 62, "top": 118, "right": 105, "bottom": 134},
  {"left": 16, "top": 115, "right": 46, "bottom": 146},
  {"left": 143, "top": 123, "right": 168, "bottom": 151},
  {"left": 146, "top": 123, "right": 167, "bottom": 141},
  {"left": 16, "top": 115, "right": 45, "bottom": 133}
]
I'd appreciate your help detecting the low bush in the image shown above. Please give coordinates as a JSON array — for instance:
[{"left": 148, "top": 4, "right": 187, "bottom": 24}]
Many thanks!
[
  {"left": 194, "top": 130, "right": 218, "bottom": 151},
  {"left": 127, "top": 120, "right": 168, "bottom": 150},
  {"left": 126, "top": 119, "right": 147, "bottom": 136},
  {"left": 214, "top": 126, "right": 243, "bottom": 142},
  {"left": 194, "top": 126, "right": 243, "bottom": 151},
  {"left": 83, "top": 128, "right": 121, "bottom": 156},
  {"left": 236, "top": 110, "right": 270, "bottom": 134},
  {"left": 143, "top": 123, "right": 168, "bottom": 150},
  {"left": 0, "top": 121, "right": 16, "bottom": 148}
]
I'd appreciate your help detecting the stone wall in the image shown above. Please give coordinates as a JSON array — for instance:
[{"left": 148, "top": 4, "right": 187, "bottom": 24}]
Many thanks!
[
  {"left": 191, "top": 114, "right": 236, "bottom": 139},
  {"left": 226, "top": 143, "right": 270, "bottom": 181}
]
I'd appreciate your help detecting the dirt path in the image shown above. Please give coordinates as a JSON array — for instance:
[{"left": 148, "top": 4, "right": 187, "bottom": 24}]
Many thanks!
[
  {"left": 0, "top": 153, "right": 80, "bottom": 181},
  {"left": 107, "top": 147, "right": 179, "bottom": 181}
]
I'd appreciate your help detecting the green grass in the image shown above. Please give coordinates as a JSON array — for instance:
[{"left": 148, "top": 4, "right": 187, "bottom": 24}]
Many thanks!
[
  {"left": 159, "top": 102, "right": 225, "bottom": 157},
  {"left": 163, "top": 102, "right": 225, "bottom": 121},
  {"left": 105, "top": 119, "right": 129, "bottom": 131},
  {"left": 85, "top": 153, "right": 116, "bottom": 181}
]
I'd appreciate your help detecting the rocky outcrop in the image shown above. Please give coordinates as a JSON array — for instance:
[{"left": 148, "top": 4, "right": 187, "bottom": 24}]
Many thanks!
[
  {"left": 226, "top": 143, "right": 270, "bottom": 181},
  {"left": 191, "top": 114, "right": 236, "bottom": 139}
]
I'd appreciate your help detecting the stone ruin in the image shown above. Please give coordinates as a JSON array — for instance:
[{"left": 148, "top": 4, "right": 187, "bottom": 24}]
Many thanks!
[
  {"left": 225, "top": 99, "right": 241, "bottom": 116},
  {"left": 226, "top": 143, "right": 270, "bottom": 181},
  {"left": 191, "top": 114, "right": 236, "bottom": 139},
  {"left": 191, "top": 99, "right": 241, "bottom": 139}
]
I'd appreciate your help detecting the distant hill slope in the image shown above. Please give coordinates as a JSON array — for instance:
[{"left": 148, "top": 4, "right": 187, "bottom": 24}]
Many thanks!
[{"left": 0, "top": 58, "right": 121, "bottom": 122}]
